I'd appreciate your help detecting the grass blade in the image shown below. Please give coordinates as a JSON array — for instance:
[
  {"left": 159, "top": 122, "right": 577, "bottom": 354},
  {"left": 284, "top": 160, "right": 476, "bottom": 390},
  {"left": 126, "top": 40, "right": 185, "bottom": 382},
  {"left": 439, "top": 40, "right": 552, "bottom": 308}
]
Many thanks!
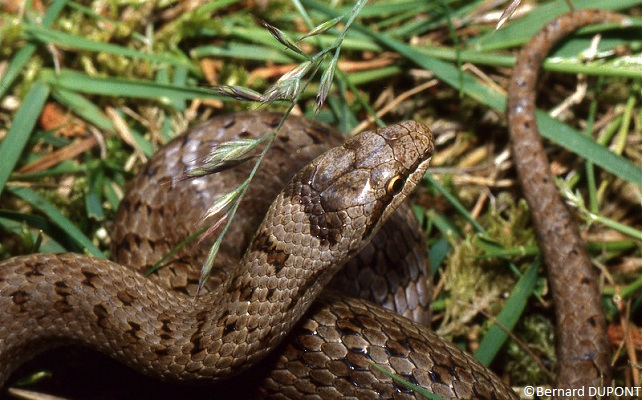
[
  {"left": 7, "top": 187, "right": 103, "bottom": 258},
  {"left": 0, "top": 82, "right": 50, "bottom": 196},
  {"left": 40, "top": 69, "right": 225, "bottom": 102},
  {"left": 0, "top": 0, "right": 66, "bottom": 98},
  {"left": 474, "top": 259, "right": 539, "bottom": 365},
  {"left": 303, "top": 0, "right": 642, "bottom": 185},
  {"left": 475, "top": 0, "right": 642, "bottom": 50},
  {"left": 24, "top": 23, "right": 199, "bottom": 74}
]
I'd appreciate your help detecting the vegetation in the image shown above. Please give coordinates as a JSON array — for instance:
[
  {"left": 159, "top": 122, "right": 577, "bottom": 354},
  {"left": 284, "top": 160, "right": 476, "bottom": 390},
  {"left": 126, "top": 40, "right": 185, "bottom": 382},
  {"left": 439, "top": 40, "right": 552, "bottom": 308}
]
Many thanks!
[{"left": 0, "top": 0, "right": 641, "bottom": 397}]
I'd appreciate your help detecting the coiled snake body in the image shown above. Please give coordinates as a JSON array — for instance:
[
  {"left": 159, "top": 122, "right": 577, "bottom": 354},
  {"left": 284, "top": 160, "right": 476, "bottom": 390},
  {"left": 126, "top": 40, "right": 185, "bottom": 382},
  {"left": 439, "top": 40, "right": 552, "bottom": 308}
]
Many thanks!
[
  {"left": 0, "top": 114, "right": 516, "bottom": 399},
  {"left": 0, "top": 9, "right": 631, "bottom": 400}
]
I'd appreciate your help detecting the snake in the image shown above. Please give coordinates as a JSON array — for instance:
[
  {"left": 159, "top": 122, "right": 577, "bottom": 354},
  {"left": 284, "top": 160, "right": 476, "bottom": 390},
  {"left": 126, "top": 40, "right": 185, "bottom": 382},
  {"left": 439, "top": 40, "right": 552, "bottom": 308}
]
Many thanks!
[
  {"left": 0, "top": 9, "right": 631, "bottom": 400},
  {"left": 507, "top": 10, "right": 630, "bottom": 394}
]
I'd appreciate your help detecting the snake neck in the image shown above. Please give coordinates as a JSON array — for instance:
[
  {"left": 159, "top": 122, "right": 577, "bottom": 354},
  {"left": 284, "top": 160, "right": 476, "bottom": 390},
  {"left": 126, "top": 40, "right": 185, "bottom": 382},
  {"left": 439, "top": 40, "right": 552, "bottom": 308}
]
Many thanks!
[
  {"left": 220, "top": 173, "right": 371, "bottom": 356},
  {"left": 216, "top": 124, "right": 437, "bottom": 364}
]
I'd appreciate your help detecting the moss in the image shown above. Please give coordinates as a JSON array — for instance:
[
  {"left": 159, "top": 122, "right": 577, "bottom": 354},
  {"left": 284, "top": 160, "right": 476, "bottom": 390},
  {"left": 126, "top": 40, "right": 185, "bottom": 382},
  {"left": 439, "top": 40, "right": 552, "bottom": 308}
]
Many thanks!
[
  {"left": 439, "top": 198, "right": 536, "bottom": 338},
  {"left": 505, "top": 314, "right": 557, "bottom": 385}
]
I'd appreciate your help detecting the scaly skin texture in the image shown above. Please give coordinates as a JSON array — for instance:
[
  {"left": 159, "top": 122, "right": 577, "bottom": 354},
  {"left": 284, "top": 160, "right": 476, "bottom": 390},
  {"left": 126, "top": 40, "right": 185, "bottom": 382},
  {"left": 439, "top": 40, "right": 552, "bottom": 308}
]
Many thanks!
[
  {"left": 0, "top": 9, "right": 629, "bottom": 399},
  {"left": 0, "top": 114, "right": 519, "bottom": 399},
  {"left": 111, "top": 113, "right": 433, "bottom": 325},
  {"left": 507, "top": 10, "right": 629, "bottom": 397}
]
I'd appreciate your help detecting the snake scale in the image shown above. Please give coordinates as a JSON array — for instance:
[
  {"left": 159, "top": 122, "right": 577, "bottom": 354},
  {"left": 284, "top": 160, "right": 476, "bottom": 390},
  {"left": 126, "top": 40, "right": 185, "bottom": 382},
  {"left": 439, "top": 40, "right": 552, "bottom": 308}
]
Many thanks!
[{"left": 0, "top": 9, "right": 631, "bottom": 400}]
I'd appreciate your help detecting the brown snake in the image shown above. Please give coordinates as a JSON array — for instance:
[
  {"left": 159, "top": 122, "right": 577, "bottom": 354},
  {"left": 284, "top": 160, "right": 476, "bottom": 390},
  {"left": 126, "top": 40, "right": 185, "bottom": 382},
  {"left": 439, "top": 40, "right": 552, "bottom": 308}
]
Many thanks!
[
  {"left": 0, "top": 9, "right": 632, "bottom": 400},
  {"left": 0, "top": 115, "right": 518, "bottom": 399},
  {"left": 507, "top": 10, "right": 630, "bottom": 395}
]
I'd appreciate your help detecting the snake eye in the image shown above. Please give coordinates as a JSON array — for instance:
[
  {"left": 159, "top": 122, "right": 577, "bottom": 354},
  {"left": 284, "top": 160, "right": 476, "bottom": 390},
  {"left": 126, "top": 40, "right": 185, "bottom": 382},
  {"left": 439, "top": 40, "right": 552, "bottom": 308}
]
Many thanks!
[{"left": 386, "top": 175, "right": 405, "bottom": 195}]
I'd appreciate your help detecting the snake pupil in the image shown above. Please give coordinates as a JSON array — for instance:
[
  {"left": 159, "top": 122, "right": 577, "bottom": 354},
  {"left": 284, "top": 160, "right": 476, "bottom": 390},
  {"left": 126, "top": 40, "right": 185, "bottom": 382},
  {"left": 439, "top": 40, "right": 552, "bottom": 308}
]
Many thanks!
[{"left": 387, "top": 175, "right": 405, "bottom": 195}]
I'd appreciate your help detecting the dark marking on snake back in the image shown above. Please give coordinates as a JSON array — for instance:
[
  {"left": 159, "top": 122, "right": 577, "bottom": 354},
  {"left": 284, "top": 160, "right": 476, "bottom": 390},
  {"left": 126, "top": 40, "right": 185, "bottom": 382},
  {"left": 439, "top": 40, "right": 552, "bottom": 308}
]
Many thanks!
[
  {"left": 10, "top": 290, "right": 29, "bottom": 306},
  {"left": 93, "top": 304, "right": 109, "bottom": 329},
  {"left": 348, "top": 346, "right": 367, "bottom": 355},
  {"left": 223, "top": 117, "right": 236, "bottom": 129},
  {"left": 55, "top": 301, "right": 74, "bottom": 315},
  {"left": 178, "top": 133, "right": 190, "bottom": 148},
  {"left": 189, "top": 331, "right": 205, "bottom": 355},
  {"left": 189, "top": 311, "right": 209, "bottom": 355},
  {"left": 395, "top": 373, "right": 418, "bottom": 393},
  {"left": 290, "top": 333, "right": 309, "bottom": 353},
  {"left": 287, "top": 181, "right": 342, "bottom": 246},
  {"left": 226, "top": 275, "right": 243, "bottom": 297},
  {"left": 187, "top": 277, "right": 200, "bottom": 286},
  {"left": 118, "top": 238, "right": 131, "bottom": 253},
  {"left": 155, "top": 348, "right": 170, "bottom": 357},
  {"left": 53, "top": 281, "right": 73, "bottom": 313},
  {"left": 223, "top": 321, "right": 236, "bottom": 336},
  {"left": 144, "top": 166, "right": 159, "bottom": 178},
  {"left": 385, "top": 339, "right": 410, "bottom": 357},
  {"left": 54, "top": 281, "right": 71, "bottom": 298},
  {"left": 341, "top": 355, "right": 368, "bottom": 372},
  {"left": 304, "top": 126, "right": 328, "bottom": 145},
  {"left": 171, "top": 284, "right": 190, "bottom": 295},
  {"left": 127, "top": 321, "right": 141, "bottom": 341},
  {"left": 263, "top": 115, "right": 281, "bottom": 128},
  {"left": 336, "top": 317, "right": 364, "bottom": 336},
  {"left": 428, "top": 369, "right": 444, "bottom": 384},
  {"left": 81, "top": 269, "right": 100, "bottom": 288},
  {"left": 447, "top": 362, "right": 459, "bottom": 380},
  {"left": 25, "top": 262, "right": 45, "bottom": 278},
  {"left": 117, "top": 290, "right": 135, "bottom": 306},
  {"left": 266, "top": 288, "right": 276, "bottom": 300},
  {"left": 238, "top": 285, "right": 255, "bottom": 302},
  {"left": 159, "top": 317, "right": 173, "bottom": 341},
  {"left": 249, "top": 230, "right": 290, "bottom": 272}
]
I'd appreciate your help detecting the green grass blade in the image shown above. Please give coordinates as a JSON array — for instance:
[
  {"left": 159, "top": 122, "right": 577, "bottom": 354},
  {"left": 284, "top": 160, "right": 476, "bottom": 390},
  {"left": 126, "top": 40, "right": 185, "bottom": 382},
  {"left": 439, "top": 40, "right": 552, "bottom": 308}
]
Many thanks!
[
  {"left": 40, "top": 69, "right": 225, "bottom": 102},
  {"left": 369, "top": 363, "right": 444, "bottom": 400},
  {"left": 474, "top": 259, "right": 539, "bottom": 365},
  {"left": 52, "top": 88, "right": 115, "bottom": 132},
  {"left": 0, "top": 82, "right": 50, "bottom": 196},
  {"left": 85, "top": 161, "right": 105, "bottom": 222},
  {"left": 414, "top": 45, "right": 642, "bottom": 79},
  {"left": 193, "top": 42, "right": 296, "bottom": 63},
  {"left": 6, "top": 187, "right": 103, "bottom": 258},
  {"left": 0, "top": 214, "right": 66, "bottom": 253},
  {"left": 24, "top": 23, "right": 199, "bottom": 75},
  {"left": 303, "top": 0, "right": 642, "bottom": 186},
  {"left": 428, "top": 237, "right": 450, "bottom": 277},
  {"left": 41, "top": 0, "right": 69, "bottom": 26},
  {"left": 0, "top": 46, "right": 37, "bottom": 99},
  {"left": 425, "top": 175, "right": 484, "bottom": 232},
  {"left": 0, "top": 0, "right": 66, "bottom": 98},
  {"left": 475, "top": 0, "right": 642, "bottom": 50}
]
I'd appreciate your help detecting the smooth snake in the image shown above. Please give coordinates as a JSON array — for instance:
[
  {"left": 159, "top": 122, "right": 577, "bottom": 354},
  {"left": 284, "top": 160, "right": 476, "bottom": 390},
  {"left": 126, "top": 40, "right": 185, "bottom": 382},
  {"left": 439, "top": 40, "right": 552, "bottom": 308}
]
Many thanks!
[{"left": 0, "top": 9, "right": 632, "bottom": 400}]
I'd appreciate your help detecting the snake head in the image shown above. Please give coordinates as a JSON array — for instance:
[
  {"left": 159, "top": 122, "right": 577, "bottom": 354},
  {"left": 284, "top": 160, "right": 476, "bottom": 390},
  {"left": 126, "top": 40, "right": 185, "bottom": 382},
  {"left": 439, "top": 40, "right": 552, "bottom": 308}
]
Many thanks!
[{"left": 286, "top": 121, "right": 434, "bottom": 249}]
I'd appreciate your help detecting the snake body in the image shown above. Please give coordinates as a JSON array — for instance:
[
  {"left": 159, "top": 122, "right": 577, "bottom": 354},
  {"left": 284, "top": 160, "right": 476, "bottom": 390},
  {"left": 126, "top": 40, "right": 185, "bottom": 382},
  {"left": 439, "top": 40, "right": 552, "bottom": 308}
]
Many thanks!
[
  {"left": 0, "top": 9, "right": 631, "bottom": 400},
  {"left": 110, "top": 113, "right": 433, "bottom": 326},
  {"left": 507, "top": 10, "right": 629, "bottom": 394},
  {"left": 0, "top": 115, "right": 517, "bottom": 399}
]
